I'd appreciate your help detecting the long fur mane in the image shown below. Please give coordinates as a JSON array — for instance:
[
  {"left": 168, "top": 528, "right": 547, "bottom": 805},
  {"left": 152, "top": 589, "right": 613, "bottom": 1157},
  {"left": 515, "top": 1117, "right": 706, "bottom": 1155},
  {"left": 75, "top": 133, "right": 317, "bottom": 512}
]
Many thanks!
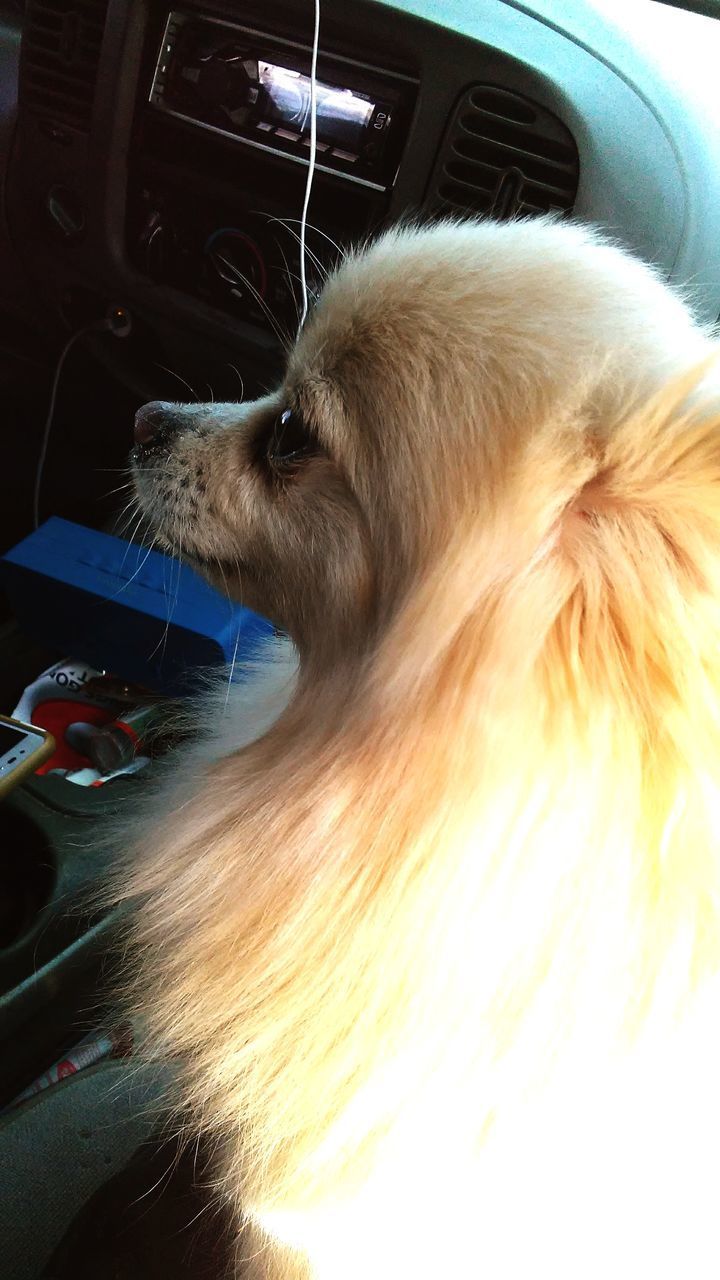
[{"left": 113, "top": 224, "right": 720, "bottom": 1279}]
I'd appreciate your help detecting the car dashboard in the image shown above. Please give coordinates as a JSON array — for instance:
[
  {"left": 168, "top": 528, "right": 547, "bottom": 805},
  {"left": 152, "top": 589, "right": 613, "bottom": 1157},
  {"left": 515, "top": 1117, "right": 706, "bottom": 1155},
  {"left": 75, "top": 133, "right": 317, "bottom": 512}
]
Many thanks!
[{"left": 1, "top": 0, "right": 720, "bottom": 402}]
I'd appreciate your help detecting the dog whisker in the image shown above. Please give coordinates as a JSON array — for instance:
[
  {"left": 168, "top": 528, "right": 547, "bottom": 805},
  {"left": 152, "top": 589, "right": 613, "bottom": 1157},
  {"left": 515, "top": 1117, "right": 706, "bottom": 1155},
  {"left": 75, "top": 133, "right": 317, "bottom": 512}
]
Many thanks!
[
  {"left": 226, "top": 364, "right": 245, "bottom": 401},
  {"left": 113, "top": 495, "right": 142, "bottom": 534},
  {"left": 147, "top": 521, "right": 186, "bottom": 665},
  {"left": 274, "top": 243, "right": 303, "bottom": 329},
  {"left": 154, "top": 363, "right": 200, "bottom": 402},
  {"left": 118, "top": 507, "right": 148, "bottom": 566},
  {"left": 217, "top": 257, "right": 292, "bottom": 350},
  {"left": 266, "top": 215, "right": 337, "bottom": 277},
  {"left": 102, "top": 479, "right": 136, "bottom": 501},
  {"left": 108, "top": 536, "right": 157, "bottom": 602}
]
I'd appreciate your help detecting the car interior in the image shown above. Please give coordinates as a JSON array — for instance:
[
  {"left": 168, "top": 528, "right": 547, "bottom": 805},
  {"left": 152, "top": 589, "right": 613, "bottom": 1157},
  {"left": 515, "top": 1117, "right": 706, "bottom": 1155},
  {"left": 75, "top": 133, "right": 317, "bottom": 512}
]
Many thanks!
[{"left": 0, "top": 0, "right": 719, "bottom": 1273}]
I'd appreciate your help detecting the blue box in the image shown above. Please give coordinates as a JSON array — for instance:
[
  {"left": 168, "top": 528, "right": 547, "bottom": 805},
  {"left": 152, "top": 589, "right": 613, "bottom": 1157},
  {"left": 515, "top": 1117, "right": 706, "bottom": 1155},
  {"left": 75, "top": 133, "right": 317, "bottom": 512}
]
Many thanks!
[{"left": 0, "top": 518, "right": 274, "bottom": 694}]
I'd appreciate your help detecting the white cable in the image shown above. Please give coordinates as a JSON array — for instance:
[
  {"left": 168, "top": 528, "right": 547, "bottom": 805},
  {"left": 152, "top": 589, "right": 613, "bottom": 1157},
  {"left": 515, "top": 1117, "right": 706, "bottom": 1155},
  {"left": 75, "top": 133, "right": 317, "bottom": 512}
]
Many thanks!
[
  {"left": 298, "top": 0, "right": 320, "bottom": 333},
  {"left": 33, "top": 324, "right": 97, "bottom": 530}
]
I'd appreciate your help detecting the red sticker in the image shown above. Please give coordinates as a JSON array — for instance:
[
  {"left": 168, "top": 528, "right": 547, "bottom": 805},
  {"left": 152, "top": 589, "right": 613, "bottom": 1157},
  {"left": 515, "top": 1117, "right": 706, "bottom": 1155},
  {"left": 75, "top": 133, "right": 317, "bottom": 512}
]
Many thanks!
[{"left": 31, "top": 700, "right": 118, "bottom": 774}]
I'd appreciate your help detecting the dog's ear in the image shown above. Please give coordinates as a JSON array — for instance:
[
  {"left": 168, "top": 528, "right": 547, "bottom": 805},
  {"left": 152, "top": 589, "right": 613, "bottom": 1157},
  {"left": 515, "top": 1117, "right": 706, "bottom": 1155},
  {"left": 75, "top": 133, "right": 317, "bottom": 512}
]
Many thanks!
[
  {"left": 538, "top": 358, "right": 720, "bottom": 999},
  {"left": 559, "top": 356, "right": 720, "bottom": 701},
  {"left": 365, "top": 356, "right": 720, "bottom": 722}
]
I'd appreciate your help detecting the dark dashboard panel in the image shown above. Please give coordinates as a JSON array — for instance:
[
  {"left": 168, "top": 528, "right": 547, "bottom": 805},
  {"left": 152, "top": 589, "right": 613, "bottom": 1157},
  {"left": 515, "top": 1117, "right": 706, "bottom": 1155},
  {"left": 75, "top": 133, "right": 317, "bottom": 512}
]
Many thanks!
[
  {"left": 12, "top": 0, "right": 717, "bottom": 394},
  {"left": 125, "top": 5, "right": 418, "bottom": 338},
  {"left": 6, "top": 0, "right": 592, "bottom": 384},
  {"left": 6, "top": 0, "right": 720, "bottom": 385}
]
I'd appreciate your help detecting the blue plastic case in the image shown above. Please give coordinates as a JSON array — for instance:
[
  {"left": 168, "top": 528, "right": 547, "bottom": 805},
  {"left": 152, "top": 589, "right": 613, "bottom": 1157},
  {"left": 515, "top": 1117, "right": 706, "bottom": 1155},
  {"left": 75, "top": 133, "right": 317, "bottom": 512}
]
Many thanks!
[{"left": 0, "top": 518, "right": 273, "bottom": 694}]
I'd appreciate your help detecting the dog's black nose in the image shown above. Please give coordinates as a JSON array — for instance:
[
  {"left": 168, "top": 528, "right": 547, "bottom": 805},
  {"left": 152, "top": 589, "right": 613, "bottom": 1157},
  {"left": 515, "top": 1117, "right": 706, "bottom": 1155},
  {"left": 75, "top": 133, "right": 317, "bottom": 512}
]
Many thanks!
[{"left": 134, "top": 401, "right": 177, "bottom": 447}]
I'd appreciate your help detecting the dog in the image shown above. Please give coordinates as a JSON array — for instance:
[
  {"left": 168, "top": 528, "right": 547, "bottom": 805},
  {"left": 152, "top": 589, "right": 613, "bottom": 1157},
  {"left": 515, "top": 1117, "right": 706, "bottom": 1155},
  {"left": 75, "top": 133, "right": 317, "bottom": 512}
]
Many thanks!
[{"left": 118, "top": 217, "right": 720, "bottom": 1279}]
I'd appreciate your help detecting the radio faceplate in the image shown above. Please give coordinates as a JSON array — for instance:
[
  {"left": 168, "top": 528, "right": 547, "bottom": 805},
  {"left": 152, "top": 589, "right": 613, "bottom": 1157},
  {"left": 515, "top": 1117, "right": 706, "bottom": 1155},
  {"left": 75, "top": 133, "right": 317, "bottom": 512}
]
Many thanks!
[{"left": 149, "top": 11, "right": 416, "bottom": 192}]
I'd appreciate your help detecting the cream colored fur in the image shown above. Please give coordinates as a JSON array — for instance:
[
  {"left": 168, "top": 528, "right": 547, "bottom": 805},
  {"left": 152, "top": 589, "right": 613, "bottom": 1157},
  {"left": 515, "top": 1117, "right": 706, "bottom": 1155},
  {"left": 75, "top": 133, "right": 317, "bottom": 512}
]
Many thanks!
[{"left": 119, "top": 218, "right": 720, "bottom": 1279}]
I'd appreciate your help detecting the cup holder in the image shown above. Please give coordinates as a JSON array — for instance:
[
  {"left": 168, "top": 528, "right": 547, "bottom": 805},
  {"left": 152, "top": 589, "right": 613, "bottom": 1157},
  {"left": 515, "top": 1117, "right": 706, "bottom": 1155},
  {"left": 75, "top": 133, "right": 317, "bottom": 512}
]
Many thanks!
[{"left": 0, "top": 807, "right": 55, "bottom": 949}]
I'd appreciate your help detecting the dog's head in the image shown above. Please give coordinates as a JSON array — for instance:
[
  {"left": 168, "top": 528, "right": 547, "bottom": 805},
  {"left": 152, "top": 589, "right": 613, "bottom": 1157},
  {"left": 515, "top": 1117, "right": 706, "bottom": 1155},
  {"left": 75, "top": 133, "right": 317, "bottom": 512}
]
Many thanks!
[{"left": 131, "top": 218, "right": 701, "bottom": 665}]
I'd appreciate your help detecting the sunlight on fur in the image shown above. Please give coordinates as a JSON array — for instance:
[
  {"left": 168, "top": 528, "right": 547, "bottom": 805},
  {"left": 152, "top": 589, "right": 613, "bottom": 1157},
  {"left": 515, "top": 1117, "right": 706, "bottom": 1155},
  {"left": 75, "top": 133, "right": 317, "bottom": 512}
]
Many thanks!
[{"left": 117, "top": 218, "right": 720, "bottom": 1278}]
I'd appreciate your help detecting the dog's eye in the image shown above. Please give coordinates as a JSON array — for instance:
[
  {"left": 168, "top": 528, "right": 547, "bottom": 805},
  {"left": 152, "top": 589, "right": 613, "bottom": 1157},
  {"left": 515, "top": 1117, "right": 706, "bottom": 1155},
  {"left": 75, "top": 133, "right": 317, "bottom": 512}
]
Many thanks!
[{"left": 266, "top": 408, "right": 317, "bottom": 469}]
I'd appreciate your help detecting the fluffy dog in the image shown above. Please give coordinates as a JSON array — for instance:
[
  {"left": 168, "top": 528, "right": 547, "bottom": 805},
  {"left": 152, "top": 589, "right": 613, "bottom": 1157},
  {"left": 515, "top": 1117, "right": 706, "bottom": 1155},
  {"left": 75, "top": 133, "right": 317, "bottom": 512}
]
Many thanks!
[{"left": 120, "top": 217, "right": 720, "bottom": 1279}]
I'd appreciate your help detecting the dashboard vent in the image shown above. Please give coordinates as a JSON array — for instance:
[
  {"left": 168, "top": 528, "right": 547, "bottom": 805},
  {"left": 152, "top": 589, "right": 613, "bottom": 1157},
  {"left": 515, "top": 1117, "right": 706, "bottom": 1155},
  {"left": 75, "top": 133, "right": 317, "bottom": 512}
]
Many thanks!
[
  {"left": 426, "top": 85, "right": 579, "bottom": 220},
  {"left": 20, "top": 0, "right": 109, "bottom": 129}
]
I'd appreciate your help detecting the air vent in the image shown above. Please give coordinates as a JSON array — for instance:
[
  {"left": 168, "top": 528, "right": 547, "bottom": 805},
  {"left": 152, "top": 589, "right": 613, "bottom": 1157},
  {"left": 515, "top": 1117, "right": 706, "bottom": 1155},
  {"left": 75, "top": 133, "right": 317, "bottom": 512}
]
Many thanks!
[
  {"left": 425, "top": 85, "right": 579, "bottom": 221},
  {"left": 20, "top": 0, "right": 110, "bottom": 130}
]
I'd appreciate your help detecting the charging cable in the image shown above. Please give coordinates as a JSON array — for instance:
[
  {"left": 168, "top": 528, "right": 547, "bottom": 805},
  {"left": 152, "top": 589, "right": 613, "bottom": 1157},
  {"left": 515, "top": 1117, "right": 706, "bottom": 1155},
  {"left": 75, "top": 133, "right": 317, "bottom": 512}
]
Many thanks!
[
  {"left": 33, "top": 306, "right": 132, "bottom": 530},
  {"left": 298, "top": 0, "right": 320, "bottom": 332}
]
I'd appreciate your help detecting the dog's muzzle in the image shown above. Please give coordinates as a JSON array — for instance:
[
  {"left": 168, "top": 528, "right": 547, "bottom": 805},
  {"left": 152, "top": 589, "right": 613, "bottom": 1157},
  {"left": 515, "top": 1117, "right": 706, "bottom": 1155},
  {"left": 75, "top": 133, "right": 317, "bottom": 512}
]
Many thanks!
[{"left": 133, "top": 400, "right": 184, "bottom": 460}]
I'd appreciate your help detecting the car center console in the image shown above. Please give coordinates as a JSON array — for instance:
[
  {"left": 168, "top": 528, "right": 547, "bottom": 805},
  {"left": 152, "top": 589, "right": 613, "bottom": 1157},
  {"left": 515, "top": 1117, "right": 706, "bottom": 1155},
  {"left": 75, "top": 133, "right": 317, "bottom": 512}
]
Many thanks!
[
  {"left": 7, "top": 0, "right": 720, "bottom": 378},
  {"left": 7, "top": 0, "right": 597, "bottom": 384},
  {"left": 127, "top": 8, "right": 418, "bottom": 337}
]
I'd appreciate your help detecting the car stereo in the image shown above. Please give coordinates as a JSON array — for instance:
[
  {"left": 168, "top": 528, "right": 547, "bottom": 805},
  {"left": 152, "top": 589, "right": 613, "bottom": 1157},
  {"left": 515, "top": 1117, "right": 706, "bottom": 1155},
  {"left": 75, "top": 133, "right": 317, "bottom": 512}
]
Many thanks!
[{"left": 149, "top": 12, "right": 416, "bottom": 192}]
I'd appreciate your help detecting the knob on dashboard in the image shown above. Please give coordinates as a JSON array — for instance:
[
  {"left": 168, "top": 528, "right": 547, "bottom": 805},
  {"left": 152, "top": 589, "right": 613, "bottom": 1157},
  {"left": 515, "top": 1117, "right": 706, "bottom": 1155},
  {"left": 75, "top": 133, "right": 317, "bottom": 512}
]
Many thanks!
[{"left": 205, "top": 229, "right": 268, "bottom": 308}]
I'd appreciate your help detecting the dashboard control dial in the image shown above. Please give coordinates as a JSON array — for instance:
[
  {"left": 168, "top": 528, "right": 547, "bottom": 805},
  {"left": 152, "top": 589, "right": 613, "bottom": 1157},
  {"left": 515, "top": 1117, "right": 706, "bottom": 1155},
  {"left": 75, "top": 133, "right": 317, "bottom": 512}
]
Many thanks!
[{"left": 205, "top": 229, "right": 268, "bottom": 308}]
